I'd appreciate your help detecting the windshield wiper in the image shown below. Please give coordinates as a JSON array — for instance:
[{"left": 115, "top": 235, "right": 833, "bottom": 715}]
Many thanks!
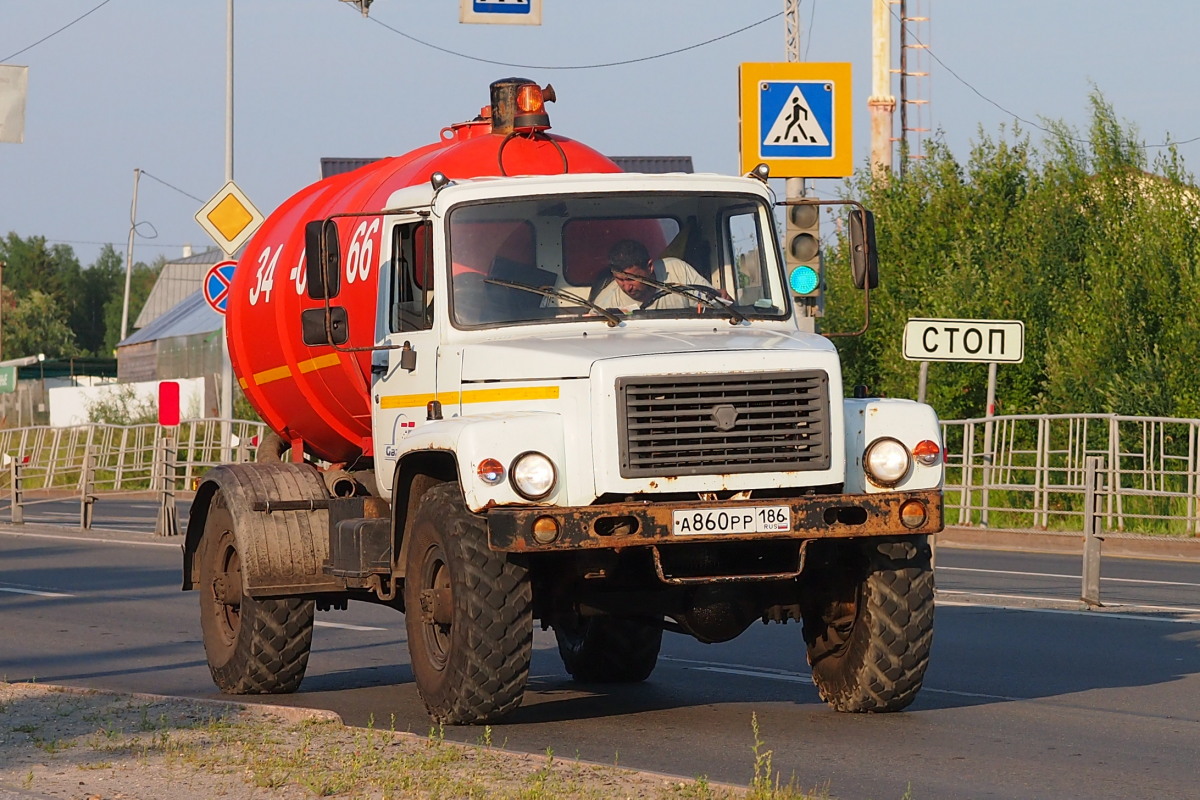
[
  {"left": 616, "top": 272, "right": 747, "bottom": 325},
  {"left": 484, "top": 278, "right": 623, "bottom": 327}
]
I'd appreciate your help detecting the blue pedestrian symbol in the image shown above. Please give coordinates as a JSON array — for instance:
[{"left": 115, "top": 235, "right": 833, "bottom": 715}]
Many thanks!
[{"left": 759, "top": 81, "right": 835, "bottom": 160}]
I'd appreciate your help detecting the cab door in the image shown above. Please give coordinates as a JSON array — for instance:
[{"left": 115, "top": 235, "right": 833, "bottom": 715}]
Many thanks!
[{"left": 371, "top": 218, "right": 440, "bottom": 498}]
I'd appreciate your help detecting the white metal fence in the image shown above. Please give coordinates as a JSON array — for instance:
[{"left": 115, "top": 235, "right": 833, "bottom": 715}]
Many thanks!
[
  {"left": 942, "top": 413, "right": 1200, "bottom": 537},
  {"left": 2, "top": 414, "right": 1199, "bottom": 539},
  {"left": 0, "top": 418, "right": 266, "bottom": 494}
]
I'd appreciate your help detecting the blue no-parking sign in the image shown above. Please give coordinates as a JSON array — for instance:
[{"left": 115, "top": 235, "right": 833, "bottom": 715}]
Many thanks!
[{"left": 204, "top": 260, "right": 238, "bottom": 315}]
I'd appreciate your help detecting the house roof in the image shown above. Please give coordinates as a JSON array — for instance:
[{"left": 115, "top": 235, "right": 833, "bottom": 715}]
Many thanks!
[
  {"left": 133, "top": 247, "right": 228, "bottom": 329},
  {"left": 119, "top": 288, "right": 222, "bottom": 348},
  {"left": 321, "top": 157, "right": 382, "bottom": 179}
]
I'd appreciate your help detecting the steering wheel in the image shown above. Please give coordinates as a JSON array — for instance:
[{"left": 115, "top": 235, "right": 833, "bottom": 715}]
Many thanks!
[{"left": 640, "top": 283, "right": 726, "bottom": 309}]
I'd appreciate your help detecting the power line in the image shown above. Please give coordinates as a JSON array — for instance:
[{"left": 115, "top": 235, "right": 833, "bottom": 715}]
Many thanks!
[
  {"left": 1, "top": 0, "right": 116, "bottom": 63},
  {"left": 888, "top": 6, "right": 1200, "bottom": 151},
  {"left": 359, "top": 10, "right": 783, "bottom": 70},
  {"left": 139, "top": 171, "right": 205, "bottom": 204}
]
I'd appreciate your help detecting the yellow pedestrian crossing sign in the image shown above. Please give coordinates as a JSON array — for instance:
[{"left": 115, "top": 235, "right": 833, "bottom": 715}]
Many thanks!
[{"left": 739, "top": 62, "right": 853, "bottom": 178}]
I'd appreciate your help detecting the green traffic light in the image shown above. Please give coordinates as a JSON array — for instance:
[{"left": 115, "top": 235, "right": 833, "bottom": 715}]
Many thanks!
[{"left": 789, "top": 265, "right": 819, "bottom": 295}]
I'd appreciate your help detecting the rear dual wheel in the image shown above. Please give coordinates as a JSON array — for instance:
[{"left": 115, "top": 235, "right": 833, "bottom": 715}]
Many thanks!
[{"left": 198, "top": 491, "right": 314, "bottom": 694}]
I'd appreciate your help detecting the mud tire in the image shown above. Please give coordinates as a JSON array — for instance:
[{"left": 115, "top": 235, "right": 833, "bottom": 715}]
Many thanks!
[
  {"left": 801, "top": 536, "right": 934, "bottom": 712},
  {"left": 198, "top": 491, "right": 314, "bottom": 694},
  {"left": 404, "top": 483, "right": 532, "bottom": 724},
  {"left": 554, "top": 616, "right": 663, "bottom": 683}
]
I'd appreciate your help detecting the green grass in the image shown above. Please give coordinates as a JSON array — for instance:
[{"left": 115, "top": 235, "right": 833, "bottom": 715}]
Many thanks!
[{"left": 1, "top": 683, "right": 880, "bottom": 800}]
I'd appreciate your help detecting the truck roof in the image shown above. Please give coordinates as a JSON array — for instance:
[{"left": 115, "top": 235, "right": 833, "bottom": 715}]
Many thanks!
[{"left": 386, "top": 171, "right": 771, "bottom": 214}]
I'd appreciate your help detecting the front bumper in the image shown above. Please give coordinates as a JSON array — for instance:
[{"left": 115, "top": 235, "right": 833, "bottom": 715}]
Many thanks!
[{"left": 486, "top": 488, "right": 942, "bottom": 553}]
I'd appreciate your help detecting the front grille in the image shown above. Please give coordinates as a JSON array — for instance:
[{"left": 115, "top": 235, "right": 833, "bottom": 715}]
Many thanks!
[{"left": 616, "top": 370, "right": 830, "bottom": 477}]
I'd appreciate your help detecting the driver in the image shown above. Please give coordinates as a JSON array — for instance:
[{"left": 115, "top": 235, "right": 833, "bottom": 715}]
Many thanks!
[{"left": 590, "top": 239, "right": 719, "bottom": 311}]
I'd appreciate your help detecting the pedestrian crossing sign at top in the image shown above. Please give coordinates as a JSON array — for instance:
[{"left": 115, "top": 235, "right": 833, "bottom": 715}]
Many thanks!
[{"left": 739, "top": 62, "right": 853, "bottom": 178}]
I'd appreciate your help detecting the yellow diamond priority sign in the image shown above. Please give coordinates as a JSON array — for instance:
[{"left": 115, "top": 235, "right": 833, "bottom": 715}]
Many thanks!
[{"left": 195, "top": 181, "right": 264, "bottom": 256}]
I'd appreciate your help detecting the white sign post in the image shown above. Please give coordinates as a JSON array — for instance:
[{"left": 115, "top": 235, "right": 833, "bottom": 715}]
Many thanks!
[{"left": 903, "top": 318, "right": 1025, "bottom": 528}]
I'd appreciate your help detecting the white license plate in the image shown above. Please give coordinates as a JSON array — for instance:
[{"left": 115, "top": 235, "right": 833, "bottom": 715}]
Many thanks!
[{"left": 672, "top": 506, "right": 791, "bottom": 536}]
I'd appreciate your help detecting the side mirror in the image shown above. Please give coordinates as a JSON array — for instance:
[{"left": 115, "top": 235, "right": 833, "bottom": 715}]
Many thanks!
[
  {"left": 300, "top": 306, "right": 349, "bottom": 346},
  {"left": 305, "top": 219, "right": 341, "bottom": 299},
  {"left": 848, "top": 209, "right": 879, "bottom": 291}
]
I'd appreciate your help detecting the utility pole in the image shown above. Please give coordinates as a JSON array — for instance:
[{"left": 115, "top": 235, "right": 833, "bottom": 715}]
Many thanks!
[
  {"left": 221, "top": 0, "right": 235, "bottom": 453},
  {"left": 120, "top": 168, "right": 141, "bottom": 342},
  {"left": 869, "top": 0, "right": 896, "bottom": 175},
  {"left": 783, "top": 0, "right": 805, "bottom": 273},
  {"left": 0, "top": 259, "right": 5, "bottom": 361}
]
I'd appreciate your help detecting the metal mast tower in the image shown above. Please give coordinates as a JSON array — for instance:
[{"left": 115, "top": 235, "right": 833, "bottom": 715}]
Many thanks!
[{"left": 897, "top": 0, "right": 931, "bottom": 173}]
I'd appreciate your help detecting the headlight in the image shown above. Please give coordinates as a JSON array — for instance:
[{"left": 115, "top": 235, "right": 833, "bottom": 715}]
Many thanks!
[
  {"left": 864, "top": 437, "right": 911, "bottom": 486},
  {"left": 510, "top": 451, "right": 556, "bottom": 500}
]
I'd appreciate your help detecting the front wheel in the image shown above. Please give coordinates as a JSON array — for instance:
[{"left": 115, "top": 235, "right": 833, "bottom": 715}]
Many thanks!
[
  {"left": 198, "top": 491, "right": 314, "bottom": 694},
  {"left": 801, "top": 536, "right": 934, "bottom": 712},
  {"left": 403, "top": 483, "right": 533, "bottom": 724}
]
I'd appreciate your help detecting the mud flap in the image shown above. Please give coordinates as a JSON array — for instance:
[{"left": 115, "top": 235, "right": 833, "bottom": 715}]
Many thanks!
[{"left": 183, "top": 462, "right": 343, "bottom": 596}]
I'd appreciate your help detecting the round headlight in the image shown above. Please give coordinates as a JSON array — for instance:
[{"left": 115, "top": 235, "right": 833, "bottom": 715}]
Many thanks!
[
  {"left": 864, "top": 437, "right": 911, "bottom": 486},
  {"left": 510, "top": 451, "right": 556, "bottom": 500}
]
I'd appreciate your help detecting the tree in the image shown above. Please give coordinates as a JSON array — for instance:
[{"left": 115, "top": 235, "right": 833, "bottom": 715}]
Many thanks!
[
  {"left": 1, "top": 289, "right": 80, "bottom": 359},
  {"left": 824, "top": 92, "right": 1200, "bottom": 421},
  {"left": 0, "top": 233, "right": 80, "bottom": 300},
  {"left": 101, "top": 254, "right": 163, "bottom": 353},
  {"left": 70, "top": 244, "right": 124, "bottom": 356}
]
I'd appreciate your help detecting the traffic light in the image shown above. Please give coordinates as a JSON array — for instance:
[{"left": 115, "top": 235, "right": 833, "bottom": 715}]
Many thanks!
[{"left": 785, "top": 202, "right": 822, "bottom": 313}]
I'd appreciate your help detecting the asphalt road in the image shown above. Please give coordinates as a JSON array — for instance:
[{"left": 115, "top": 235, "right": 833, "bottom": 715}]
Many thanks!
[{"left": 1, "top": 506, "right": 1198, "bottom": 799}]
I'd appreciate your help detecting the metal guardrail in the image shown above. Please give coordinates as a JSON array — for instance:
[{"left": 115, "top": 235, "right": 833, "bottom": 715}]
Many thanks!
[
  {"left": 1, "top": 419, "right": 266, "bottom": 535},
  {"left": 941, "top": 413, "right": 1200, "bottom": 538},
  {"left": 5, "top": 413, "right": 1200, "bottom": 544}
]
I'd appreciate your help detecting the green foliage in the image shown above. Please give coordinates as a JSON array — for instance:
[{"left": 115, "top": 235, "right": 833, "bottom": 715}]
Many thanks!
[
  {"left": 0, "top": 235, "right": 161, "bottom": 358},
  {"left": 83, "top": 384, "right": 158, "bottom": 425},
  {"left": 825, "top": 92, "right": 1200, "bottom": 421},
  {"left": 102, "top": 254, "right": 163, "bottom": 353},
  {"left": 2, "top": 290, "right": 80, "bottom": 359}
]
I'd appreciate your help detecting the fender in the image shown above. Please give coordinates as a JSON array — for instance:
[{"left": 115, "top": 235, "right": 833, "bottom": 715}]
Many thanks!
[
  {"left": 182, "top": 462, "right": 342, "bottom": 596},
  {"left": 843, "top": 398, "right": 944, "bottom": 494},
  {"left": 399, "top": 411, "right": 566, "bottom": 512}
]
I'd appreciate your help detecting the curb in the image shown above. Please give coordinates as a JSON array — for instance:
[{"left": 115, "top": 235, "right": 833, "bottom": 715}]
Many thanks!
[
  {"left": 1, "top": 683, "right": 344, "bottom": 726},
  {"left": 938, "top": 525, "right": 1200, "bottom": 562}
]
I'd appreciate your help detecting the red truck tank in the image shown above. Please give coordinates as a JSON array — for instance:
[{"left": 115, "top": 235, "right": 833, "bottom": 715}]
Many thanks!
[{"left": 226, "top": 79, "right": 620, "bottom": 463}]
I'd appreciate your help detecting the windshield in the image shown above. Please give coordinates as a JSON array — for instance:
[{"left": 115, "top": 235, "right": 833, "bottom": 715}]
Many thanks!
[{"left": 446, "top": 192, "right": 789, "bottom": 327}]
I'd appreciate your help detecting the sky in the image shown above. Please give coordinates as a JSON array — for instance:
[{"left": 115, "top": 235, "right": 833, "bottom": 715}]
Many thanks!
[{"left": 4, "top": 0, "right": 1200, "bottom": 270}]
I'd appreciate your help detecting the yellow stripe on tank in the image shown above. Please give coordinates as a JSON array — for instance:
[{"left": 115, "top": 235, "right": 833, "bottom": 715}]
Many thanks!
[
  {"left": 253, "top": 365, "right": 292, "bottom": 386},
  {"left": 249, "top": 353, "right": 342, "bottom": 386},
  {"left": 298, "top": 353, "right": 341, "bottom": 373}
]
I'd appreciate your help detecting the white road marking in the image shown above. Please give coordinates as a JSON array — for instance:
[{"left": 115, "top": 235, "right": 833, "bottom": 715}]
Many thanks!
[
  {"left": 314, "top": 620, "right": 387, "bottom": 632},
  {"left": 662, "top": 656, "right": 1028, "bottom": 702},
  {"left": 0, "top": 586, "right": 73, "bottom": 597},
  {"left": 0, "top": 529, "right": 178, "bottom": 547},
  {"left": 939, "top": 565, "right": 1200, "bottom": 589},
  {"left": 937, "top": 593, "right": 1200, "bottom": 623}
]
